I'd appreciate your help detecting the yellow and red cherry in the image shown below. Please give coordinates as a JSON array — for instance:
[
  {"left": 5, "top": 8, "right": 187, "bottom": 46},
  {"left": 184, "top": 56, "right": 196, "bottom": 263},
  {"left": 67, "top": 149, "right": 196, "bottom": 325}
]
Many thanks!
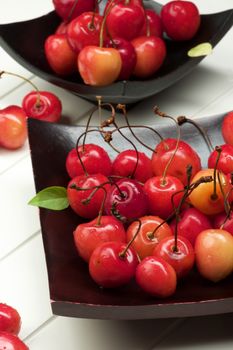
[
  {"left": 52, "top": 0, "right": 96, "bottom": 21},
  {"left": 105, "top": 178, "right": 148, "bottom": 222},
  {"left": 221, "top": 111, "right": 233, "bottom": 146},
  {"left": 170, "top": 207, "right": 212, "bottom": 246},
  {"left": 104, "top": 37, "right": 137, "bottom": 81},
  {"left": 135, "top": 256, "right": 177, "bottom": 297},
  {"left": 151, "top": 138, "right": 201, "bottom": 186},
  {"left": 189, "top": 169, "right": 231, "bottom": 215},
  {"left": 0, "top": 304, "right": 21, "bottom": 335},
  {"left": 131, "top": 36, "right": 166, "bottom": 78},
  {"left": 126, "top": 215, "right": 172, "bottom": 260},
  {"left": 106, "top": 2, "right": 145, "bottom": 41},
  {"left": 111, "top": 149, "right": 153, "bottom": 183},
  {"left": 89, "top": 241, "right": 139, "bottom": 288},
  {"left": 73, "top": 216, "right": 126, "bottom": 262},
  {"left": 161, "top": 0, "right": 200, "bottom": 41},
  {"left": 140, "top": 9, "right": 163, "bottom": 38},
  {"left": 153, "top": 235, "right": 195, "bottom": 278},
  {"left": 67, "top": 12, "right": 104, "bottom": 53},
  {"left": 0, "top": 106, "right": 27, "bottom": 150},
  {"left": 44, "top": 33, "right": 77, "bottom": 76},
  {"left": 22, "top": 91, "right": 62, "bottom": 123},
  {"left": 144, "top": 175, "right": 184, "bottom": 219},
  {"left": 78, "top": 45, "right": 122, "bottom": 86},
  {"left": 195, "top": 229, "right": 233, "bottom": 282},
  {"left": 65, "top": 144, "right": 112, "bottom": 178},
  {"left": 67, "top": 173, "right": 110, "bottom": 219},
  {"left": 208, "top": 144, "right": 233, "bottom": 175}
]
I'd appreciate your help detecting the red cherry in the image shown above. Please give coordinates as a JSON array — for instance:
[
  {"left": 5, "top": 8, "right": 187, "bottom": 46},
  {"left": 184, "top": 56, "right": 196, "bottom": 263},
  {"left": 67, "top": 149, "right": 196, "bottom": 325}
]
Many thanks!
[
  {"left": 135, "top": 256, "right": 177, "bottom": 297},
  {"left": 89, "top": 241, "right": 139, "bottom": 288},
  {"left": 153, "top": 235, "right": 195, "bottom": 278},
  {"left": 213, "top": 212, "right": 233, "bottom": 236},
  {"left": 55, "top": 21, "right": 68, "bottom": 34},
  {"left": 161, "top": 0, "right": 200, "bottom": 41},
  {"left": 73, "top": 215, "right": 126, "bottom": 262},
  {"left": 0, "top": 304, "right": 21, "bottom": 335},
  {"left": 0, "top": 331, "right": 28, "bottom": 350},
  {"left": 151, "top": 138, "right": 201, "bottom": 185},
  {"left": 44, "top": 34, "right": 77, "bottom": 76},
  {"left": 67, "top": 12, "right": 104, "bottom": 53},
  {"left": 67, "top": 173, "right": 110, "bottom": 219},
  {"left": 131, "top": 35, "right": 166, "bottom": 78},
  {"left": 22, "top": 91, "right": 62, "bottom": 123},
  {"left": 208, "top": 144, "right": 233, "bottom": 175},
  {"left": 170, "top": 207, "right": 213, "bottom": 246},
  {"left": 0, "top": 105, "right": 27, "bottom": 150},
  {"left": 78, "top": 46, "right": 122, "bottom": 86},
  {"left": 105, "top": 178, "right": 148, "bottom": 222},
  {"left": 106, "top": 3, "right": 145, "bottom": 41},
  {"left": 53, "top": 0, "right": 96, "bottom": 21},
  {"left": 111, "top": 149, "right": 153, "bottom": 183},
  {"left": 126, "top": 215, "right": 172, "bottom": 260},
  {"left": 104, "top": 37, "right": 137, "bottom": 81},
  {"left": 144, "top": 175, "right": 184, "bottom": 219},
  {"left": 222, "top": 111, "right": 233, "bottom": 146},
  {"left": 140, "top": 9, "right": 163, "bottom": 38},
  {"left": 65, "top": 144, "right": 112, "bottom": 178},
  {"left": 105, "top": 0, "right": 143, "bottom": 11}
]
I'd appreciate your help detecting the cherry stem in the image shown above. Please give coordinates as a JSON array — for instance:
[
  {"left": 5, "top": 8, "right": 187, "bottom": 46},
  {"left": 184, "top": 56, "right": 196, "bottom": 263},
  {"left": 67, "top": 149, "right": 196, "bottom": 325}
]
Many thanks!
[
  {"left": 119, "top": 219, "right": 142, "bottom": 258},
  {"left": 99, "top": 0, "right": 115, "bottom": 48},
  {"left": 211, "top": 146, "right": 222, "bottom": 201},
  {"left": 100, "top": 103, "right": 141, "bottom": 179},
  {"left": 177, "top": 116, "right": 214, "bottom": 152},
  {"left": 116, "top": 104, "right": 163, "bottom": 153},
  {"left": 94, "top": 186, "right": 107, "bottom": 226},
  {"left": 154, "top": 106, "right": 181, "bottom": 186},
  {"left": 75, "top": 128, "right": 100, "bottom": 176},
  {"left": 0, "top": 70, "right": 41, "bottom": 107},
  {"left": 145, "top": 12, "right": 150, "bottom": 37},
  {"left": 67, "top": 0, "right": 79, "bottom": 23},
  {"left": 217, "top": 170, "right": 231, "bottom": 215}
]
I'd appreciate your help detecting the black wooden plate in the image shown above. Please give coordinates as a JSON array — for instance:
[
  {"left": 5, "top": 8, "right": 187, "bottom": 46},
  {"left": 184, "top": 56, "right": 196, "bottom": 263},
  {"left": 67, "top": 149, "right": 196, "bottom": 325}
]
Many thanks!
[
  {"left": 1, "top": 1, "right": 233, "bottom": 105},
  {"left": 27, "top": 113, "right": 233, "bottom": 320}
]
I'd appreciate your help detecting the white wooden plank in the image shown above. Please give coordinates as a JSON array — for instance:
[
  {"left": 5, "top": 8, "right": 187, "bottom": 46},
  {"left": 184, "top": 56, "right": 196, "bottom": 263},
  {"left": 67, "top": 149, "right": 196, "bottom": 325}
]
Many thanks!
[
  {"left": 0, "top": 49, "right": 34, "bottom": 98},
  {"left": 0, "top": 234, "right": 52, "bottom": 340},
  {"left": 25, "top": 314, "right": 179, "bottom": 350},
  {"left": 0, "top": 155, "right": 40, "bottom": 259},
  {"left": 0, "top": 141, "right": 29, "bottom": 175}
]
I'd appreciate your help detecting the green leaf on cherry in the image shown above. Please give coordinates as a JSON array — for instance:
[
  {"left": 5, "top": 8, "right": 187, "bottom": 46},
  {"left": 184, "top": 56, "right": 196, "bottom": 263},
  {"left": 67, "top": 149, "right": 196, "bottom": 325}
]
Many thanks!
[
  {"left": 28, "top": 186, "right": 69, "bottom": 210},
  {"left": 187, "top": 42, "right": 213, "bottom": 58}
]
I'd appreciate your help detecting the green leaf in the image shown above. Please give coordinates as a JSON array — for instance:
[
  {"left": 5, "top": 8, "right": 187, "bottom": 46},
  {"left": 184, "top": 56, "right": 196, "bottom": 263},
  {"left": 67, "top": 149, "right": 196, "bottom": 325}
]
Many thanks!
[
  {"left": 28, "top": 186, "right": 69, "bottom": 210},
  {"left": 188, "top": 42, "right": 213, "bottom": 58}
]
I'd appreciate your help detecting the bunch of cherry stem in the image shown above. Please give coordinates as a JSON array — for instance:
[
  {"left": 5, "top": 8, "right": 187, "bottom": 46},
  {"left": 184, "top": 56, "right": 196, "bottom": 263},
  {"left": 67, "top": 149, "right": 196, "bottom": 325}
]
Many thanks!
[{"left": 73, "top": 101, "right": 233, "bottom": 256}]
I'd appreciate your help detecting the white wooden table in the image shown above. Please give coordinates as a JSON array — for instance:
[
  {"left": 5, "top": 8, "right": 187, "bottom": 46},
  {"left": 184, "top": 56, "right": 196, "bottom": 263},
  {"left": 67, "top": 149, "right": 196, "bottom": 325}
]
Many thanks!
[{"left": 1, "top": 1, "right": 233, "bottom": 349}]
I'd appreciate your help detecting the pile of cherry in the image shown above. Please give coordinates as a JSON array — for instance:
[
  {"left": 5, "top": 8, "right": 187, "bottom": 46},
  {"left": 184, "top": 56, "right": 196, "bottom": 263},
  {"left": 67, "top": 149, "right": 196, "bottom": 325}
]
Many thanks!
[
  {"left": 45, "top": 0, "right": 201, "bottom": 86},
  {"left": 30, "top": 103, "right": 233, "bottom": 298},
  {"left": 0, "top": 303, "right": 28, "bottom": 349}
]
